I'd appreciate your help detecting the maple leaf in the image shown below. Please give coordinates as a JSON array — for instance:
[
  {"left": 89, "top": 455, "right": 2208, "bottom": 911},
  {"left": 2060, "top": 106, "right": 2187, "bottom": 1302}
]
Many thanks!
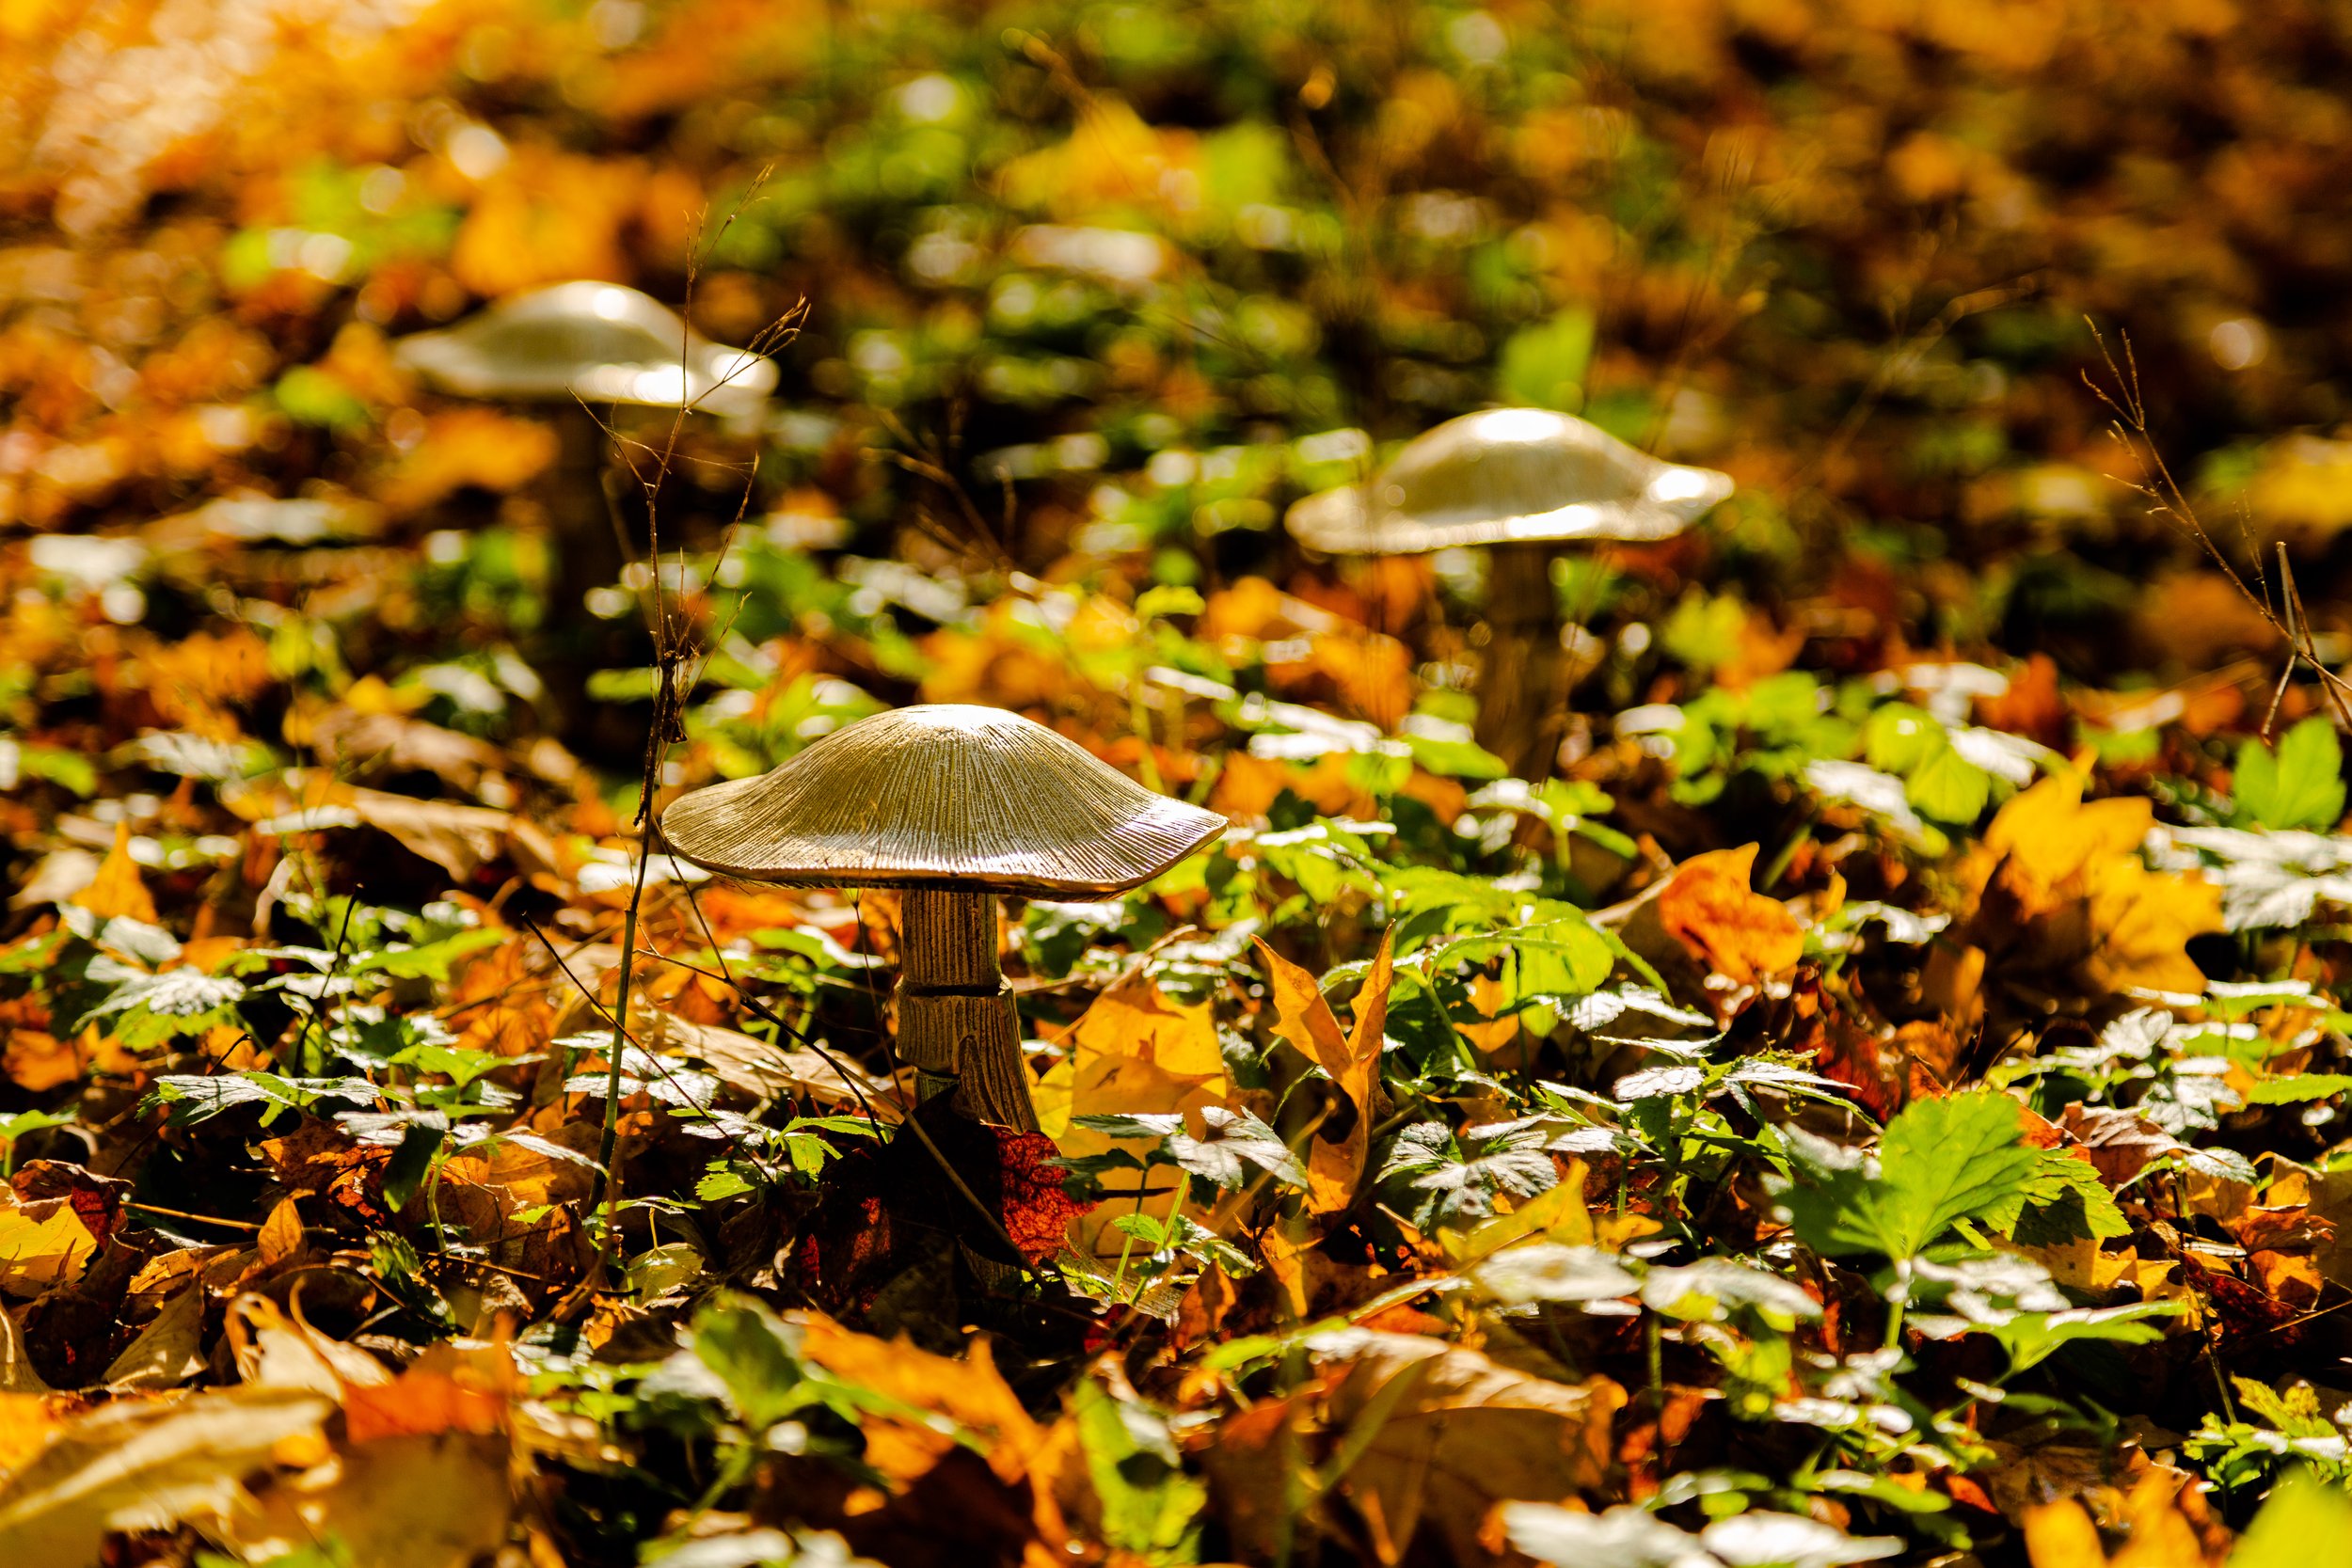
[
  {"left": 1618, "top": 844, "right": 1804, "bottom": 1012},
  {"left": 1962, "top": 775, "right": 2224, "bottom": 998}
]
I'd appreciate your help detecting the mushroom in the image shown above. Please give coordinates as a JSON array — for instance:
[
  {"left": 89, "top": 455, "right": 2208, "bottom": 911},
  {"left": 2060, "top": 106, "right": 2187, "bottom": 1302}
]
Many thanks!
[
  {"left": 658, "top": 705, "right": 1227, "bottom": 1131},
  {"left": 395, "top": 279, "right": 775, "bottom": 419},
  {"left": 1288, "top": 408, "right": 1732, "bottom": 778},
  {"left": 395, "top": 283, "right": 777, "bottom": 738}
]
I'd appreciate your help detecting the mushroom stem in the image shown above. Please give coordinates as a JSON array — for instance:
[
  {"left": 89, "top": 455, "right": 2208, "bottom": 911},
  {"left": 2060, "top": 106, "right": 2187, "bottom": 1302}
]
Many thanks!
[
  {"left": 897, "top": 887, "right": 1038, "bottom": 1132},
  {"left": 537, "top": 405, "right": 640, "bottom": 758},
  {"left": 1473, "top": 542, "right": 1568, "bottom": 779}
]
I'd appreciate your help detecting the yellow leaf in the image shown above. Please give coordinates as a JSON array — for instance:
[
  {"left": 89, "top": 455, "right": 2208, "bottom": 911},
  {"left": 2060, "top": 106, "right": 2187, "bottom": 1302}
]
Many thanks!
[
  {"left": 2081, "top": 855, "right": 2223, "bottom": 996},
  {"left": 224, "top": 1432, "right": 513, "bottom": 1568},
  {"left": 1987, "top": 774, "right": 2151, "bottom": 891},
  {"left": 1446, "top": 1167, "right": 1597, "bottom": 1265},
  {"left": 1254, "top": 938, "right": 1349, "bottom": 1078},
  {"left": 0, "top": 1202, "right": 96, "bottom": 1299},
  {"left": 2112, "top": 1470, "right": 2216, "bottom": 1568},
  {"left": 1257, "top": 929, "right": 1393, "bottom": 1214},
  {"left": 0, "top": 1387, "right": 335, "bottom": 1563},
  {"left": 2024, "top": 1497, "right": 2106, "bottom": 1568},
  {"left": 0, "top": 1394, "right": 55, "bottom": 1484},
  {"left": 1041, "top": 974, "right": 1230, "bottom": 1255},
  {"left": 1962, "top": 773, "right": 2222, "bottom": 1000},
  {"left": 230, "top": 1295, "right": 390, "bottom": 1396},
  {"left": 103, "top": 1286, "right": 207, "bottom": 1392},
  {"left": 71, "top": 822, "right": 157, "bottom": 926}
]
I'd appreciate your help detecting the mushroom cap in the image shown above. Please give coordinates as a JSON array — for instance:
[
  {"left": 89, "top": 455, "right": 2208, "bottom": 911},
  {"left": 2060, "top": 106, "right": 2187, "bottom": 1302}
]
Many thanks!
[
  {"left": 658, "top": 705, "right": 1229, "bottom": 897},
  {"left": 1286, "top": 407, "right": 1733, "bottom": 556},
  {"left": 393, "top": 281, "right": 777, "bottom": 420}
]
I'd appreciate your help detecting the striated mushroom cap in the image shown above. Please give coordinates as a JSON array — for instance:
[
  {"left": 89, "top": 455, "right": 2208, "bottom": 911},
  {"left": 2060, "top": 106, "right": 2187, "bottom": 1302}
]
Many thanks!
[
  {"left": 1287, "top": 407, "right": 1732, "bottom": 556},
  {"left": 394, "top": 281, "right": 777, "bottom": 420},
  {"left": 659, "top": 705, "right": 1229, "bottom": 897}
]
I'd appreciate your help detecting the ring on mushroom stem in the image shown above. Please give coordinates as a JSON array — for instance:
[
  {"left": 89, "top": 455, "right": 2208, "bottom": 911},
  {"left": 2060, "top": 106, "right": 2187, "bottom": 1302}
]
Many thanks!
[
  {"left": 1287, "top": 408, "right": 1733, "bottom": 780},
  {"left": 658, "top": 704, "right": 1228, "bottom": 1131}
]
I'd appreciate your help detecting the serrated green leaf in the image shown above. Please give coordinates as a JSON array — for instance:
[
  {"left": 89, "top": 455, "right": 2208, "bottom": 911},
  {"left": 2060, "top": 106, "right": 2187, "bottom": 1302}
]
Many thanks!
[
  {"left": 1780, "top": 1090, "right": 2042, "bottom": 1261},
  {"left": 1995, "top": 1148, "right": 2131, "bottom": 1243},
  {"left": 2245, "top": 1073, "right": 2352, "bottom": 1104}
]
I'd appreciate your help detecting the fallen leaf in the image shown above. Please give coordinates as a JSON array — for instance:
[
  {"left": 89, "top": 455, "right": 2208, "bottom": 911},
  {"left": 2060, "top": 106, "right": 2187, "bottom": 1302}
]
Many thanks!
[
  {"left": 1963, "top": 776, "right": 2222, "bottom": 998},
  {"left": 256, "top": 1196, "right": 306, "bottom": 1269},
  {"left": 1258, "top": 930, "right": 1393, "bottom": 1214},
  {"left": 345, "top": 787, "right": 517, "bottom": 882},
  {"left": 1202, "top": 1328, "right": 1625, "bottom": 1564},
  {"left": 0, "top": 1386, "right": 336, "bottom": 1563},
  {"left": 70, "top": 823, "right": 156, "bottom": 926},
  {"left": 0, "top": 1198, "right": 97, "bottom": 1300},
  {"left": 2022, "top": 1469, "right": 2218, "bottom": 1568},
  {"left": 231, "top": 1294, "right": 393, "bottom": 1396},
  {"left": 101, "top": 1285, "right": 206, "bottom": 1391},
  {"left": 1618, "top": 845, "right": 1804, "bottom": 1008},
  {"left": 1038, "top": 974, "right": 1231, "bottom": 1254},
  {"left": 653, "top": 1013, "right": 900, "bottom": 1120},
  {"left": 228, "top": 1431, "right": 515, "bottom": 1568},
  {"left": 342, "top": 1340, "right": 512, "bottom": 1443},
  {"left": 797, "top": 1312, "right": 1048, "bottom": 1488}
]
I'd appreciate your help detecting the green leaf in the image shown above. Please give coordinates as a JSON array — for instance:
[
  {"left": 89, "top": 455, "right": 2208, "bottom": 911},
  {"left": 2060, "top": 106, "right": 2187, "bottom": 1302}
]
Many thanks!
[
  {"left": 1984, "top": 1301, "right": 2178, "bottom": 1376},
  {"left": 2233, "top": 1471, "right": 2352, "bottom": 1568},
  {"left": 80, "top": 969, "right": 248, "bottom": 1050},
  {"left": 1497, "top": 308, "right": 1596, "bottom": 411},
  {"left": 2245, "top": 1074, "right": 2352, "bottom": 1104},
  {"left": 354, "top": 928, "right": 506, "bottom": 981},
  {"left": 1864, "top": 705, "right": 1943, "bottom": 774},
  {"left": 1072, "top": 1375, "right": 1208, "bottom": 1563},
  {"left": 1904, "top": 743, "right": 1993, "bottom": 824},
  {"left": 379, "top": 1120, "right": 446, "bottom": 1211},
  {"left": 142, "top": 1072, "right": 379, "bottom": 1127},
  {"left": 1780, "top": 1090, "right": 2042, "bottom": 1261},
  {"left": 2236, "top": 718, "right": 2346, "bottom": 832},
  {"left": 2000, "top": 1148, "right": 2131, "bottom": 1243},
  {"left": 1442, "top": 918, "right": 1617, "bottom": 1010},
  {"left": 1171, "top": 1106, "right": 1306, "bottom": 1191},
  {"left": 692, "top": 1294, "right": 810, "bottom": 1431}
]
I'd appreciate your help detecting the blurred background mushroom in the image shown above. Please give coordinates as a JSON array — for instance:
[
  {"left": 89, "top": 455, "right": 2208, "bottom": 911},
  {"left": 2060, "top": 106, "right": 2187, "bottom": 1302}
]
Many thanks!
[
  {"left": 1289, "top": 409, "right": 1733, "bottom": 779},
  {"left": 658, "top": 704, "right": 1226, "bottom": 1131},
  {"left": 395, "top": 281, "right": 778, "bottom": 749}
]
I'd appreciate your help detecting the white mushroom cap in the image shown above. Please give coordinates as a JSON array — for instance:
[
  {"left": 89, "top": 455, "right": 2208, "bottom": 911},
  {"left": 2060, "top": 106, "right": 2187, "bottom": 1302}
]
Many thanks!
[
  {"left": 394, "top": 281, "right": 777, "bottom": 420},
  {"left": 659, "top": 705, "right": 1228, "bottom": 897},
  {"left": 1287, "top": 407, "right": 1733, "bottom": 556}
]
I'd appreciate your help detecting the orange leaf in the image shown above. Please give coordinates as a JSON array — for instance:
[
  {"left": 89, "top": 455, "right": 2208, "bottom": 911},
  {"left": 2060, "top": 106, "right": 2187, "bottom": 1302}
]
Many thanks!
[
  {"left": 1256, "top": 929, "right": 1393, "bottom": 1214},
  {"left": 797, "top": 1312, "right": 1047, "bottom": 1488},
  {"left": 1651, "top": 845, "right": 1804, "bottom": 987},
  {"left": 343, "top": 1346, "right": 510, "bottom": 1443},
  {"left": 256, "top": 1196, "right": 306, "bottom": 1269},
  {"left": 72, "top": 822, "right": 157, "bottom": 926}
]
